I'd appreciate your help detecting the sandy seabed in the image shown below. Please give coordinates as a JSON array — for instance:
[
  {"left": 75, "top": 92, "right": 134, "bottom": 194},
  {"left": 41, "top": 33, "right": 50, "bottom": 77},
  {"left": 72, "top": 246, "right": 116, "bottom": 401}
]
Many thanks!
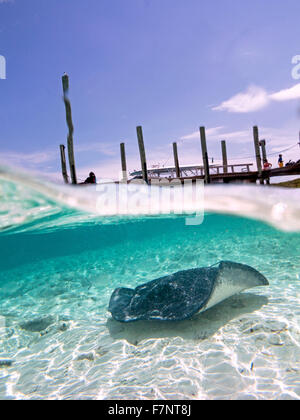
[{"left": 0, "top": 243, "right": 299, "bottom": 401}]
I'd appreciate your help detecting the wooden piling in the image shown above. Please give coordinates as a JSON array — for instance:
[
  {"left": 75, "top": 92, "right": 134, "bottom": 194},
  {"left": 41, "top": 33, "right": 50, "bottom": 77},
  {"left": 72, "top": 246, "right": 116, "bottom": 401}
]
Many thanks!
[
  {"left": 200, "top": 126, "right": 210, "bottom": 184},
  {"left": 260, "top": 139, "right": 267, "bottom": 162},
  {"left": 260, "top": 139, "right": 270, "bottom": 184},
  {"left": 221, "top": 140, "right": 228, "bottom": 174},
  {"left": 120, "top": 142, "right": 128, "bottom": 182},
  {"left": 173, "top": 142, "right": 181, "bottom": 178},
  {"left": 62, "top": 73, "right": 77, "bottom": 184},
  {"left": 253, "top": 126, "right": 263, "bottom": 185},
  {"left": 136, "top": 126, "right": 149, "bottom": 184},
  {"left": 60, "top": 145, "right": 69, "bottom": 184}
]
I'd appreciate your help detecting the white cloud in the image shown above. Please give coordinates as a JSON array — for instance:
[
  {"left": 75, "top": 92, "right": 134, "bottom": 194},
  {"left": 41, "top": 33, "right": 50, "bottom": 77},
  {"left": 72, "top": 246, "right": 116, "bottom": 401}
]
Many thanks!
[
  {"left": 270, "top": 83, "right": 300, "bottom": 102},
  {"left": 0, "top": 150, "right": 57, "bottom": 166},
  {"left": 215, "top": 130, "right": 250, "bottom": 143},
  {"left": 76, "top": 141, "right": 118, "bottom": 157},
  {"left": 213, "top": 83, "right": 300, "bottom": 113},
  {"left": 180, "top": 126, "right": 224, "bottom": 141},
  {"left": 180, "top": 126, "right": 250, "bottom": 144},
  {"left": 212, "top": 85, "right": 270, "bottom": 113}
]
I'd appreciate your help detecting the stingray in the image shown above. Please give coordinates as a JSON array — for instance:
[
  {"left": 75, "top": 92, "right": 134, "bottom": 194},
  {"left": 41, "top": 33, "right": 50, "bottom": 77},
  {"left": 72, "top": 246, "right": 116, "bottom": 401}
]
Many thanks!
[{"left": 108, "top": 261, "right": 269, "bottom": 322}]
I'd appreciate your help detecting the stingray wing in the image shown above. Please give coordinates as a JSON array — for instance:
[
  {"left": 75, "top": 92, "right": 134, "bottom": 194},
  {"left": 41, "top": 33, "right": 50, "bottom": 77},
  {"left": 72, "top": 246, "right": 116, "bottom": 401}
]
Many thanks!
[{"left": 108, "top": 268, "right": 217, "bottom": 322}]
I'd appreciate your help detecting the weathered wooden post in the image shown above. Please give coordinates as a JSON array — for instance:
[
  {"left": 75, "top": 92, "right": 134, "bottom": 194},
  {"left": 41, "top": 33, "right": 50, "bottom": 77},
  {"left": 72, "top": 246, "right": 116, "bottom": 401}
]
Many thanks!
[
  {"left": 260, "top": 139, "right": 267, "bottom": 162},
  {"left": 253, "top": 126, "right": 263, "bottom": 185},
  {"left": 60, "top": 144, "right": 69, "bottom": 184},
  {"left": 173, "top": 142, "right": 181, "bottom": 178},
  {"left": 221, "top": 140, "right": 228, "bottom": 174},
  {"left": 200, "top": 126, "right": 211, "bottom": 184},
  {"left": 62, "top": 73, "right": 77, "bottom": 184},
  {"left": 136, "top": 126, "right": 149, "bottom": 184},
  {"left": 120, "top": 142, "right": 128, "bottom": 182},
  {"left": 260, "top": 139, "right": 270, "bottom": 184}
]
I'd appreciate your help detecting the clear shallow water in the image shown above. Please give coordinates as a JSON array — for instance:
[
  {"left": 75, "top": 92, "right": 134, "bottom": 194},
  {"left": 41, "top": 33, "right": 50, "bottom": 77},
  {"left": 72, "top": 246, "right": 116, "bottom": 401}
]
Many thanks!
[{"left": 0, "top": 168, "right": 299, "bottom": 400}]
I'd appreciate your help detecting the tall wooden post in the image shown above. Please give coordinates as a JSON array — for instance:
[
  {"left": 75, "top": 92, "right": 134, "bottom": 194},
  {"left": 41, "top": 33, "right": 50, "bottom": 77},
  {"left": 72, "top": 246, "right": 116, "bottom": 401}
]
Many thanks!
[
  {"left": 120, "top": 142, "right": 128, "bottom": 182},
  {"left": 253, "top": 126, "right": 263, "bottom": 185},
  {"left": 136, "top": 126, "right": 149, "bottom": 184},
  {"left": 60, "top": 145, "right": 69, "bottom": 184},
  {"left": 173, "top": 142, "right": 181, "bottom": 178},
  {"left": 221, "top": 140, "right": 228, "bottom": 174},
  {"left": 260, "top": 139, "right": 267, "bottom": 162},
  {"left": 62, "top": 73, "right": 77, "bottom": 184},
  {"left": 260, "top": 139, "right": 270, "bottom": 185},
  {"left": 200, "top": 126, "right": 210, "bottom": 184}
]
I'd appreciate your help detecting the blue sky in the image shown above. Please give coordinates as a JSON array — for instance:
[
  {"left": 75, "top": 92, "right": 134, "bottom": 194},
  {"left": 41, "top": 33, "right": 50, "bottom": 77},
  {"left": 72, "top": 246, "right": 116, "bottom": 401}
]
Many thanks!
[{"left": 0, "top": 0, "right": 300, "bottom": 181}]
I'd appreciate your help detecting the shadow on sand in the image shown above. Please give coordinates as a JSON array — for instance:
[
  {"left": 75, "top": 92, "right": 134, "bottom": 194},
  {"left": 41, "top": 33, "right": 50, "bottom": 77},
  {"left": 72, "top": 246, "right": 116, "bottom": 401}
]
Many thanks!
[{"left": 106, "top": 292, "right": 268, "bottom": 345}]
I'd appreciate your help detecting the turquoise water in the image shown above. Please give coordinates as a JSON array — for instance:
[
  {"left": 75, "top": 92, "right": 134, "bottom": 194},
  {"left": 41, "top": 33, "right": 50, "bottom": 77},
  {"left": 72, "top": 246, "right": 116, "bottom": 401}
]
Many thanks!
[{"left": 0, "top": 171, "right": 299, "bottom": 400}]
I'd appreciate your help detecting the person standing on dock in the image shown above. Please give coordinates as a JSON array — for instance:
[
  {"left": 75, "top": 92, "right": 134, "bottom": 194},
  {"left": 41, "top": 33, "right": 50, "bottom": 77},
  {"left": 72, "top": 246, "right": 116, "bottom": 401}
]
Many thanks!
[
  {"left": 278, "top": 155, "right": 284, "bottom": 168},
  {"left": 263, "top": 159, "right": 272, "bottom": 170}
]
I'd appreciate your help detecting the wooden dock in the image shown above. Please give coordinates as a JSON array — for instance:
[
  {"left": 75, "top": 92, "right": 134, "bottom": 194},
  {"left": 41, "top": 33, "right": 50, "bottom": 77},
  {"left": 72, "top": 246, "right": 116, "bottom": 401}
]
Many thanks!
[
  {"left": 58, "top": 74, "right": 300, "bottom": 186},
  {"left": 129, "top": 162, "right": 300, "bottom": 184}
]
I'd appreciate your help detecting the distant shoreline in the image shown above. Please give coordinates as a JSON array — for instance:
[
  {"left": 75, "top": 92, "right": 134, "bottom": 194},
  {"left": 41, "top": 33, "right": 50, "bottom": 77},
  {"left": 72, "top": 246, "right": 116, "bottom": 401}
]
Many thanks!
[{"left": 271, "top": 178, "right": 300, "bottom": 188}]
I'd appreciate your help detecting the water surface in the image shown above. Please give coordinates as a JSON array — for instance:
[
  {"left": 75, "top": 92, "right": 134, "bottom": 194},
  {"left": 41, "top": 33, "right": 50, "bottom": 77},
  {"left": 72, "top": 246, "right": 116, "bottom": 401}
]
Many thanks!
[{"left": 0, "top": 168, "right": 299, "bottom": 400}]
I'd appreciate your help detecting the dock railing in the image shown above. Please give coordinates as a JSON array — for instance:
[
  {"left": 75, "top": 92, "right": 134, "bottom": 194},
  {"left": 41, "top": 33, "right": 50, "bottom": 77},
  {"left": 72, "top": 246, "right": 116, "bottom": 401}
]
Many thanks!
[{"left": 130, "top": 163, "right": 254, "bottom": 179}]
